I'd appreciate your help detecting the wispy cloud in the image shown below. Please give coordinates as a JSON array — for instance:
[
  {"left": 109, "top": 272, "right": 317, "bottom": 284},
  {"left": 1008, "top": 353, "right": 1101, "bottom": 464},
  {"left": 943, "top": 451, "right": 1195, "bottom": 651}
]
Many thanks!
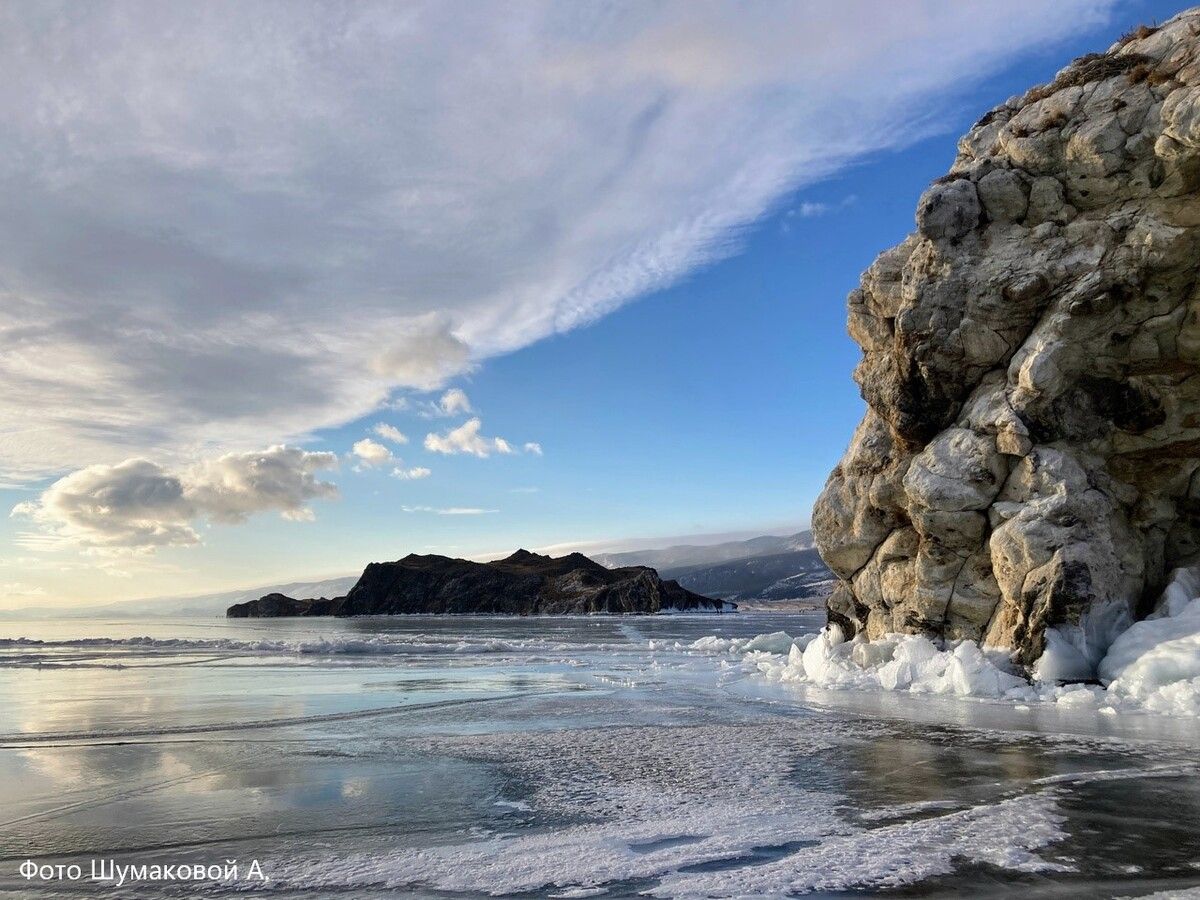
[
  {"left": 395, "top": 387, "right": 478, "bottom": 419},
  {"left": 401, "top": 505, "right": 497, "bottom": 516},
  {"left": 0, "top": 1, "right": 1116, "bottom": 480},
  {"left": 780, "top": 195, "right": 859, "bottom": 232}
]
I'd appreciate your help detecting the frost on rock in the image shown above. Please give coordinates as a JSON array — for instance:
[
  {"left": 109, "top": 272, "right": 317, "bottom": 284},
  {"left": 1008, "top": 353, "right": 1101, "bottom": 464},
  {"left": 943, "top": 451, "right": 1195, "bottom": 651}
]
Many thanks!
[{"left": 812, "top": 11, "right": 1200, "bottom": 674}]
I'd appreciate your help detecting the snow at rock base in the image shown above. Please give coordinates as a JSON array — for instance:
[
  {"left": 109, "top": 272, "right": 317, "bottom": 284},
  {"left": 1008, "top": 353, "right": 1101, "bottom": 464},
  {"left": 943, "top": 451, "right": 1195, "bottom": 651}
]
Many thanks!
[{"left": 684, "top": 567, "right": 1200, "bottom": 716}]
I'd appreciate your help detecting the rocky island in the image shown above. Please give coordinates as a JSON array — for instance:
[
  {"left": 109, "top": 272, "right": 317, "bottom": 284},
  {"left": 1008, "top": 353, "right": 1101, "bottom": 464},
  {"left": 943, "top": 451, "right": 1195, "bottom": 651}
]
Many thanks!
[
  {"left": 226, "top": 549, "right": 730, "bottom": 617},
  {"left": 813, "top": 15, "right": 1200, "bottom": 678}
]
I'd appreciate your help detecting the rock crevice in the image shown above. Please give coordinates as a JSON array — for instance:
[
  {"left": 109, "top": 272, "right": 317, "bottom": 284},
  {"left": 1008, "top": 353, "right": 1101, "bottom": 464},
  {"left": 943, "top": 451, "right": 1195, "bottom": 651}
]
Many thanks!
[{"left": 813, "top": 12, "right": 1200, "bottom": 670}]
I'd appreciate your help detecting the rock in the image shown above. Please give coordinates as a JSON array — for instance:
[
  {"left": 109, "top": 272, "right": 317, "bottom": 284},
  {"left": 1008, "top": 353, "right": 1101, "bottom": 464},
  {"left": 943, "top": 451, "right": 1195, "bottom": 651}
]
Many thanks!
[
  {"left": 225, "top": 592, "right": 343, "bottom": 617},
  {"left": 812, "top": 10, "right": 1200, "bottom": 672},
  {"left": 916, "top": 179, "right": 981, "bottom": 240},
  {"left": 977, "top": 169, "right": 1029, "bottom": 223},
  {"left": 1025, "top": 176, "right": 1069, "bottom": 225},
  {"left": 226, "top": 550, "right": 730, "bottom": 617}
]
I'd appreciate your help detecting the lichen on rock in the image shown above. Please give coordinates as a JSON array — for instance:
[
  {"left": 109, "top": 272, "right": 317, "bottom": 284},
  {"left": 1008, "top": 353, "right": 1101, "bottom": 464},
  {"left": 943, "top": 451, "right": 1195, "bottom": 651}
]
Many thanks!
[{"left": 812, "top": 11, "right": 1200, "bottom": 672}]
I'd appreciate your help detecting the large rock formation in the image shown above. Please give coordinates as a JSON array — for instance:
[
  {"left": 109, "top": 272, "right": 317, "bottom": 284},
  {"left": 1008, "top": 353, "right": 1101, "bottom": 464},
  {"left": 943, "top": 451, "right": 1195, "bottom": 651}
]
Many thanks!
[
  {"left": 227, "top": 549, "right": 729, "bottom": 617},
  {"left": 812, "top": 13, "right": 1200, "bottom": 674}
]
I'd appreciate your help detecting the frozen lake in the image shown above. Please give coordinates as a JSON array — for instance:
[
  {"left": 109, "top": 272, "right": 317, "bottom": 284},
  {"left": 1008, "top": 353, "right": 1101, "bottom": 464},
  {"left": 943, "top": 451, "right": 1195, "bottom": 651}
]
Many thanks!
[{"left": 1, "top": 612, "right": 1198, "bottom": 897}]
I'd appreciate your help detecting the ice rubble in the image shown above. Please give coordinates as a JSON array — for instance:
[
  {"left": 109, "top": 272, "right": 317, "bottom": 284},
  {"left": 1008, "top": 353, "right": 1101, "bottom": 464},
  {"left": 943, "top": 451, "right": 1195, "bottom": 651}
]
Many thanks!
[{"left": 687, "top": 568, "right": 1200, "bottom": 716}]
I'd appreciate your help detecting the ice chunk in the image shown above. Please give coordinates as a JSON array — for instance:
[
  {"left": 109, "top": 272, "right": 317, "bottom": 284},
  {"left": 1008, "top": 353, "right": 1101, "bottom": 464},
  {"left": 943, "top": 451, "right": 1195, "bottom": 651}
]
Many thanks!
[
  {"left": 941, "top": 641, "right": 1028, "bottom": 697},
  {"left": 876, "top": 636, "right": 939, "bottom": 691},
  {"left": 742, "top": 631, "right": 799, "bottom": 655},
  {"left": 799, "top": 626, "right": 876, "bottom": 690},
  {"left": 851, "top": 637, "right": 897, "bottom": 669},
  {"left": 1034, "top": 628, "right": 1096, "bottom": 683}
]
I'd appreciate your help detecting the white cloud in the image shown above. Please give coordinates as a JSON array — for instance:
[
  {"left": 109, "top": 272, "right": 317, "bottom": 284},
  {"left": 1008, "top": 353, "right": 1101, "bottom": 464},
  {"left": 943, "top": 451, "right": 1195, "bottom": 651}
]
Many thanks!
[
  {"left": 12, "top": 446, "right": 337, "bottom": 552},
  {"left": 424, "top": 418, "right": 517, "bottom": 458},
  {"left": 351, "top": 438, "right": 394, "bottom": 467},
  {"left": 523, "top": 442, "right": 543, "bottom": 456},
  {"left": 438, "top": 389, "right": 473, "bottom": 416},
  {"left": 401, "top": 505, "right": 497, "bottom": 515},
  {"left": 0, "top": 1, "right": 1117, "bottom": 478},
  {"left": 392, "top": 466, "right": 432, "bottom": 480},
  {"left": 183, "top": 446, "right": 338, "bottom": 524},
  {"left": 372, "top": 423, "right": 409, "bottom": 445}
]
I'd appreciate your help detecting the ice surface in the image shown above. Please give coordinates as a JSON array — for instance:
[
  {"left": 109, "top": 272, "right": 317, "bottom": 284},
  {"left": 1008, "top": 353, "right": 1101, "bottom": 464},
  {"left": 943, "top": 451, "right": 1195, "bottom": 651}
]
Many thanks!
[
  {"left": 3, "top": 613, "right": 1199, "bottom": 897},
  {"left": 263, "top": 719, "right": 1094, "bottom": 898}
]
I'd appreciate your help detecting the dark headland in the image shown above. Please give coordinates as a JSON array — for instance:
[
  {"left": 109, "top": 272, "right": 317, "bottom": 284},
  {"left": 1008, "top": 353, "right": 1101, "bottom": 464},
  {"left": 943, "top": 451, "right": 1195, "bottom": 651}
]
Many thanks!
[{"left": 226, "top": 549, "right": 731, "bottom": 617}]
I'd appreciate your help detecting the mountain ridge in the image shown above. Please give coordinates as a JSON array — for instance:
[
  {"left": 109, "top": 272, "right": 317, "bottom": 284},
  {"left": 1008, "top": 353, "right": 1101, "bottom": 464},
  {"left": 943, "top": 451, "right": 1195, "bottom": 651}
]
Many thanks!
[{"left": 594, "top": 531, "right": 815, "bottom": 571}]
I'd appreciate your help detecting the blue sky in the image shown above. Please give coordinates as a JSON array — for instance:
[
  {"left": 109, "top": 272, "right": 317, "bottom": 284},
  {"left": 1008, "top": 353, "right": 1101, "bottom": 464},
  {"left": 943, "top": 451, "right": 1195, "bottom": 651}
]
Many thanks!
[{"left": 0, "top": 0, "right": 1191, "bottom": 606}]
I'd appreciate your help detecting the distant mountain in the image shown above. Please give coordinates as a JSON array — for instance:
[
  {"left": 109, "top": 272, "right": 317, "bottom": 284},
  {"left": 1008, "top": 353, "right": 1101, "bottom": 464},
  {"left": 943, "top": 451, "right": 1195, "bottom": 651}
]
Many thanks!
[
  {"left": 593, "top": 531, "right": 815, "bottom": 571},
  {"left": 0, "top": 575, "right": 359, "bottom": 619},
  {"left": 228, "top": 550, "right": 729, "bottom": 617},
  {"left": 661, "top": 548, "right": 835, "bottom": 602}
]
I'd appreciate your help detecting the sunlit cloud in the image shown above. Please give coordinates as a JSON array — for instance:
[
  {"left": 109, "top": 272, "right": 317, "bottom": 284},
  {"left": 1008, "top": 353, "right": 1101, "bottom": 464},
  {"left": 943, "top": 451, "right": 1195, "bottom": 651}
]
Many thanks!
[
  {"left": 351, "top": 438, "right": 394, "bottom": 467},
  {"left": 424, "top": 418, "right": 518, "bottom": 458},
  {"left": 12, "top": 447, "right": 338, "bottom": 553},
  {"left": 372, "top": 423, "right": 409, "bottom": 445}
]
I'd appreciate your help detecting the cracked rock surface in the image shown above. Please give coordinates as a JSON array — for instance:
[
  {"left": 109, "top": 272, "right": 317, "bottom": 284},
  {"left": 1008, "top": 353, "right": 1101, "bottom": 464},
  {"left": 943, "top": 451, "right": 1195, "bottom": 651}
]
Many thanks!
[{"left": 812, "top": 12, "right": 1200, "bottom": 669}]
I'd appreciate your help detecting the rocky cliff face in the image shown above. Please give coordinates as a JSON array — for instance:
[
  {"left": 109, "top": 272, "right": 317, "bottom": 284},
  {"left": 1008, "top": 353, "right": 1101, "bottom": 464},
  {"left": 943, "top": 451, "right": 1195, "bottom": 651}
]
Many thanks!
[
  {"left": 226, "top": 550, "right": 729, "bottom": 617},
  {"left": 812, "top": 13, "right": 1200, "bottom": 674}
]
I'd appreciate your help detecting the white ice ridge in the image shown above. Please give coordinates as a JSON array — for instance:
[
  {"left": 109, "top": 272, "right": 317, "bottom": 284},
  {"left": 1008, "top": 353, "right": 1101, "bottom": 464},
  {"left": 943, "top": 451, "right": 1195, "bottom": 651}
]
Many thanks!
[
  {"left": 0, "top": 633, "right": 626, "bottom": 664},
  {"left": 683, "top": 567, "right": 1200, "bottom": 716}
]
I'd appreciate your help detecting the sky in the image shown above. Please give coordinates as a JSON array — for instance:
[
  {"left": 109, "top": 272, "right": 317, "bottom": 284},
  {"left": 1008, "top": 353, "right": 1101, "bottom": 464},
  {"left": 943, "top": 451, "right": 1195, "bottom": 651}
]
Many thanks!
[{"left": 0, "top": 0, "right": 1192, "bottom": 609}]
